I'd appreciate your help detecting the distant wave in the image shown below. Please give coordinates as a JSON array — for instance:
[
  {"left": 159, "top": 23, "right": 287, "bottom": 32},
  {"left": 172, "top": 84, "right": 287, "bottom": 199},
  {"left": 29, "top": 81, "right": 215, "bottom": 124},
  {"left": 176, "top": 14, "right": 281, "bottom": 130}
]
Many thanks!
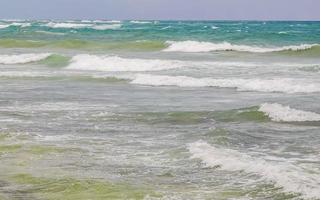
[
  {"left": 161, "top": 26, "right": 172, "bottom": 30},
  {"left": 163, "top": 40, "right": 319, "bottom": 53},
  {"left": 45, "top": 22, "right": 90, "bottom": 29},
  {"left": 44, "top": 22, "right": 122, "bottom": 30},
  {"left": 0, "top": 24, "right": 10, "bottom": 29},
  {"left": 129, "top": 74, "right": 320, "bottom": 93},
  {"left": 10, "top": 22, "right": 31, "bottom": 27},
  {"left": 130, "top": 21, "right": 152, "bottom": 24},
  {"left": 105, "top": 20, "right": 122, "bottom": 23},
  {"left": 67, "top": 54, "right": 185, "bottom": 72},
  {"left": 92, "top": 20, "right": 121, "bottom": 23},
  {"left": 188, "top": 141, "right": 320, "bottom": 199},
  {"left": 0, "top": 22, "right": 31, "bottom": 29},
  {"left": 278, "top": 31, "right": 288, "bottom": 34},
  {"left": 259, "top": 103, "right": 320, "bottom": 122},
  {"left": 0, "top": 53, "right": 52, "bottom": 64},
  {"left": 91, "top": 24, "right": 122, "bottom": 30}
]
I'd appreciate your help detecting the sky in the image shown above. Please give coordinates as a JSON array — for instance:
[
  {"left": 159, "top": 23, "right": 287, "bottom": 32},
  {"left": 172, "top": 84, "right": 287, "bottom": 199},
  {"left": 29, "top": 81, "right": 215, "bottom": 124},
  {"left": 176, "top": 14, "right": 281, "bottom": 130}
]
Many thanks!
[{"left": 0, "top": 0, "right": 319, "bottom": 20}]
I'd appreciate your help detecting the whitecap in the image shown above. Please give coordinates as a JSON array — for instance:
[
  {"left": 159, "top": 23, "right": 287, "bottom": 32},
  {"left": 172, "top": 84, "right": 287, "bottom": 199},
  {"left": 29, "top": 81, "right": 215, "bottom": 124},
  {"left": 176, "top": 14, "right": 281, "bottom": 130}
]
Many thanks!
[
  {"left": 130, "top": 74, "right": 320, "bottom": 93},
  {"left": 105, "top": 20, "right": 122, "bottom": 23},
  {"left": 0, "top": 53, "right": 51, "bottom": 64},
  {"left": 130, "top": 20, "right": 152, "bottom": 24},
  {"left": 163, "top": 40, "right": 318, "bottom": 53},
  {"left": 44, "top": 22, "right": 122, "bottom": 30},
  {"left": 278, "top": 31, "right": 288, "bottom": 34},
  {"left": 67, "top": 54, "right": 184, "bottom": 72},
  {"left": 0, "top": 24, "right": 10, "bottom": 29},
  {"left": 161, "top": 26, "right": 171, "bottom": 30},
  {"left": 45, "top": 22, "right": 90, "bottom": 29},
  {"left": 91, "top": 24, "right": 122, "bottom": 30},
  {"left": 259, "top": 103, "right": 320, "bottom": 122},
  {"left": 10, "top": 22, "right": 31, "bottom": 27},
  {"left": 188, "top": 141, "right": 320, "bottom": 199}
]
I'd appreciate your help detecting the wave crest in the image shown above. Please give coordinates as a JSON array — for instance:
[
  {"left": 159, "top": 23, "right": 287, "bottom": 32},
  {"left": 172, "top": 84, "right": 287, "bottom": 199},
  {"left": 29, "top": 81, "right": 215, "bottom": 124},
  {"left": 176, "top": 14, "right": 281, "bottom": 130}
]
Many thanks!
[
  {"left": 259, "top": 103, "right": 320, "bottom": 122},
  {"left": 67, "top": 54, "right": 184, "bottom": 72},
  {"left": 0, "top": 53, "right": 52, "bottom": 64},
  {"left": 0, "top": 24, "right": 10, "bottom": 29},
  {"left": 188, "top": 141, "right": 320, "bottom": 199},
  {"left": 130, "top": 21, "right": 152, "bottom": 24},
  {"left": 44, "top": 22, "right": 122, "bottom": 30},
  {"left": 130, "top": 74, "right": 320, "bottom": 94},
  {"left": 91, "top": 24, "right": 122, "bottom": 30},
  {"left": 163, "top": 40, "right": 319, "bottom": 53}
]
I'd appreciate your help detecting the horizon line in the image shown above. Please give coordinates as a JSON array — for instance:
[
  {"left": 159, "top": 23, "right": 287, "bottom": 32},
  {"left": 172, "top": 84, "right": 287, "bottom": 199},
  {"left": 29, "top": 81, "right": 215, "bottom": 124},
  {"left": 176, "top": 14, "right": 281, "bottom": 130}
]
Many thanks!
[{"left": 1, "top": 18, "right": 320, "bottom": 22}]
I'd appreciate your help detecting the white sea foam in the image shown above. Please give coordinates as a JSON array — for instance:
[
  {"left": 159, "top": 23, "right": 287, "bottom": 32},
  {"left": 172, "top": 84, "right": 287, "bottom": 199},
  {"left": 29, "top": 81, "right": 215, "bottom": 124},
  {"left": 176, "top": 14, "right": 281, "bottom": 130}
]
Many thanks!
[
  {"left": 44, "top": 22, "right": 121, "bottom": 30},
  {"left": 1, "top": 19, "right": 26, "bottom": 22},
  {"left": 45, "top": 22, "right": 90, "bottom": 29},
  {"left": 188, "top": 141, "right": 320, "bottom": 199},
  {"left": 67, "top": 54, "right": 184, "bottom": 72},
  {"left": 0, "top": 102, "right": 83, "bottom": 112},
  {"left": 130, "top": 20, "right": 152, "bottom": 24},
  {"left": 105, "top": 20, "right": 122, "bottom": 23},
  {"left": 91, "top": 20, "right": 121, "bottom": 23},
  {"left": 0, "top": 24, "right": 10, "bottom": 29},
  {"left": 10, "top": 22, "right": 31, "bottom": 27},
  {"left": 130, "top": 74, "right": 320, "bottom": 93},
  {"left": 259, "top": 103, "right": 320, "bottom": 122},
  {"left": 35, "top": 31, "right": 66, "bottom": 36},
  {"left": 91, "top": 24, "right": 122, "bottom": 30},
  {"left": 0, "top": 23, "right": 31, "bottom": 29},
  {"left": 278, "top": 31, "right": 288, "bottom": 34},
  {"left": 0, "top": 53, "right": 51, "bottom": 64},
  {"left": 161, "top": 26, "right": 172, "bottom": 30},
  {"left": 163, "top": 40, "right": 318, "bottom": 53},
  {"left": 211, "top": 26, "right": 219, "bottom": 29},
  {"left": 0, "top": 71, "right": 51, "bottom": 78},
  {"left": 80, "top": 20, "right": 92, "bottom": 23}
]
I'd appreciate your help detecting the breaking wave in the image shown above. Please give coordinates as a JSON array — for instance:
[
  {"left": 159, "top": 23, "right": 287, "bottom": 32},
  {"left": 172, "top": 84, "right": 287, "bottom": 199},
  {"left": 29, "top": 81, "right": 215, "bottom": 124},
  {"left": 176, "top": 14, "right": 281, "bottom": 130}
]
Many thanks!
[
  {"left": 130, "top": 21, "right": 152, "bottom": 24},
  {"left": 163, "top": 40, "right": 319, "bottom": 53},
  {"left": 0, "top": 53, "right": 52, "bottom": 64},
  {"left": 0, "top": 24, "right": 10, "bottom": 29},
  {"left": 129, "top": 74, "right": 320, "bottom": 93},
  {"left": 67, "top": 54, "right": 185, "bottom": 72},
  {"left": 91, "top": 24, "right": 122, "bottom": 30},
  {"left": 188, "top": 141, "right": 320, "bottom": 199},
  {"left": 259, "top": 103, "right": 320, "bottom": 122},
  {"left": 45, "top": 22, "right": 91, "bottom": 29},
  {"left": 0, "top": 22, "right": 31, "bottom": 29},
  {"left": 44, "top": 22, "right": 122, "bottom": 30}
]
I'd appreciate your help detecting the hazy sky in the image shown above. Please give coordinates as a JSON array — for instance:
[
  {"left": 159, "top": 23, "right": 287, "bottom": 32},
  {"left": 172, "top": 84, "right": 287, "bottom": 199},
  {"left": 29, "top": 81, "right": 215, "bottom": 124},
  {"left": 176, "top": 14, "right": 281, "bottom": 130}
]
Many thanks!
[{"left": 0, "top": 0, "right": 319, "bottom": 20}]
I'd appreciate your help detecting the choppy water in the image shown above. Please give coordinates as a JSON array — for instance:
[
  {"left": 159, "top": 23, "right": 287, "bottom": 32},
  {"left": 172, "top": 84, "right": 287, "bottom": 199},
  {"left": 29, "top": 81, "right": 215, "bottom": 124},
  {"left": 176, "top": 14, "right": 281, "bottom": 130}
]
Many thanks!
[{"left": 0, "top": 20, "right": 320, "bottom": 200}]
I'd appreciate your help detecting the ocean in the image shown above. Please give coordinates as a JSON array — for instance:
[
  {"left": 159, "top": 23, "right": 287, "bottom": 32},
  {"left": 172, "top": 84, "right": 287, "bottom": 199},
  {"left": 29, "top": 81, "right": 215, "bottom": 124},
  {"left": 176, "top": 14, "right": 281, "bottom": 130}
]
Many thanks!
[{"left": 0, "top": 20, "right": 320, "bottom": 200}]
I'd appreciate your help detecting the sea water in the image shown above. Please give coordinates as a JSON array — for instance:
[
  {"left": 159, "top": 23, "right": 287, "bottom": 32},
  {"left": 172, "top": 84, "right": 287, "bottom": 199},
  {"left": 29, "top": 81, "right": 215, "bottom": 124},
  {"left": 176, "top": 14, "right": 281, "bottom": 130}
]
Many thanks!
[{"left": 0, "top": 20, "right": 320, "bottom": 200}]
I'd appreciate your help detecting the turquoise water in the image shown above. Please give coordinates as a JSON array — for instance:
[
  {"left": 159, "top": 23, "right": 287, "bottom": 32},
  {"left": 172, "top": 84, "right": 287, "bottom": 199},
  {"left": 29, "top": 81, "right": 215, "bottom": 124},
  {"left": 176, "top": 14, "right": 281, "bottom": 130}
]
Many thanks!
[
  {"left": 0, "top": 20, "right": 320, "bottom": 49},
  {"left": 0, "top": 20, "right": 320, "bottom": 200}
]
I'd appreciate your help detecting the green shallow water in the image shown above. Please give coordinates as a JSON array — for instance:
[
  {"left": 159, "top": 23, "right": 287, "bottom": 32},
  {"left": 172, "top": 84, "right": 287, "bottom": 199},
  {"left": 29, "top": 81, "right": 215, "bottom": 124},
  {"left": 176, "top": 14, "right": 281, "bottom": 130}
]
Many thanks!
[
  {"left": 37, "top": 54, "right": 70, "bottom": 67},
  {"left": 8, "top": 174, "right": 154, "bottom": 200},
  {"left": 0, "top": 39, "right": 167, "bottom": 52},
  {"left": 96, "top": 107, "right": 271, "bottom": 125}
]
